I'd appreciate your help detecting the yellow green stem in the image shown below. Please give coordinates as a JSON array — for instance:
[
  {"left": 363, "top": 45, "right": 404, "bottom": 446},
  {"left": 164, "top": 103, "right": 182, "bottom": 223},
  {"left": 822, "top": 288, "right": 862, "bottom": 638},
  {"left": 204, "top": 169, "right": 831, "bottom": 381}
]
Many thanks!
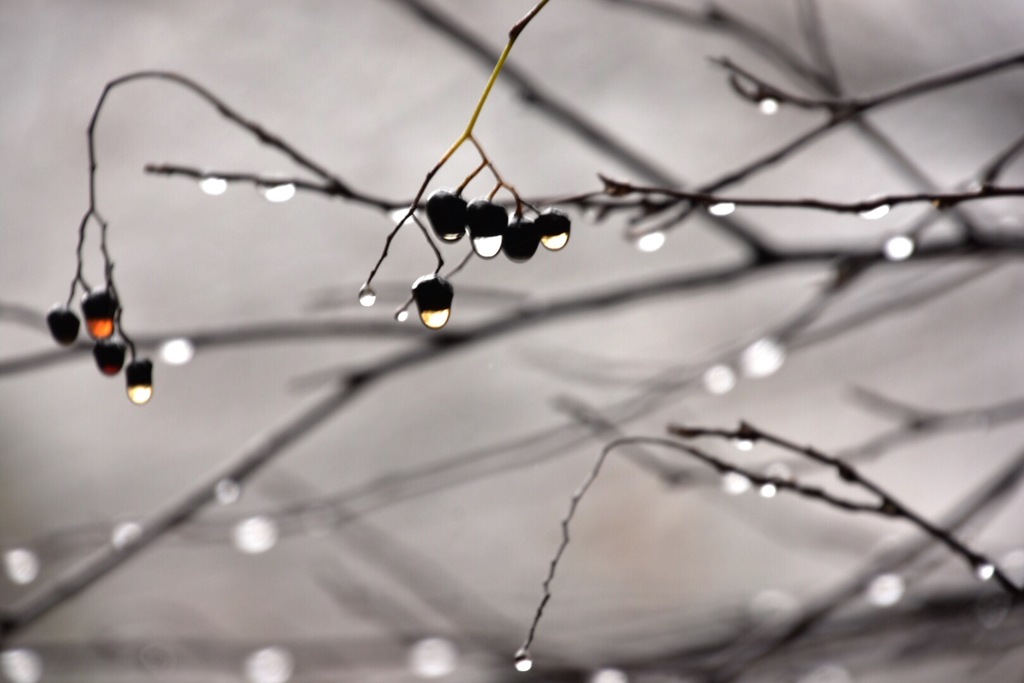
[{"left": 450, "top": 0, "right": 550, "bottom": 157}]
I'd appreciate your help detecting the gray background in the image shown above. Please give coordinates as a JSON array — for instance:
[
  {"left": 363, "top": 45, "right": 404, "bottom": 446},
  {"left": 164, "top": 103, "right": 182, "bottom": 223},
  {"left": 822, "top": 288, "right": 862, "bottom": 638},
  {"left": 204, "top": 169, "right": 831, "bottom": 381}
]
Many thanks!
[{"left": 2, "top": 1, "right": 1024, "bottom": 681}]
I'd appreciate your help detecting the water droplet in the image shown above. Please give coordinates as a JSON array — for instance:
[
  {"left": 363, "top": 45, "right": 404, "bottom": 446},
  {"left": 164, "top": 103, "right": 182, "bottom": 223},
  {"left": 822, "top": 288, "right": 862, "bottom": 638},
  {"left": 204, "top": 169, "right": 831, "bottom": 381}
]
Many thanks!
[
  {"left": 866, "top": 573, "right": 905, "bottom": 607},
  {"left": 420, "top": 309, "right": 451, "bottom": 330},
  {"left": 758, "top": 97, "right": 779, "bottom": 115},
  {"left": 702, "top": 364, "right": 736, "bottom": 395},
  {"left": 409, "top": 638, "right": 458, "bottom": 678},
  {"left": 245, "top": 647, "right": 293, "bottom": 683},
  {"left": 215, "top": 479, "right": 241, "bottom": 505},
  {"left": 358, "top": 284, "right": 376, "bottom": 307},
  {"left": 759, "top": 483, "right": 777, "bottom": 498},
  {"left": 765, "top": 462, "right": 792, "bottom": 481},
  {"left": 111, "top": 522, "right": 143, "bottom": 550},
  {"left": 514, "top": 649, "right": 532, "bottom": 673},
  {"left": 975, "top": 562, "right": 996, "bottom": 581},
  {"left": 883, "top": 235, "right": 914, "bottom": 261},
  {"left": 590, "top": 668, "right": 628, "bottom": 683},
  {"left": 540, "top": 232, "right": 569, "bottom": 250},
  {"left": 740, "top": 338, "right": 786, "bottom": 378},
  {"left": 390, "top": 207, "right": 413, "bottom": 224},
  {"left": 634, "top": 231, "right": 666, "bottom": 253},
  {"left": 734, "top": 438, "right": 755, "bottom": 452},
  {"left": 0, "top": 649, "right": 42, "bottom": 683},
  {"left": 260, "top": 183, "right": 296, "bottom": 203},
  {"left": 471, "top": 235, "right": 503, "bottom": 259},
  {"left": 158, "top": 338, "right": 195, "bottom": 365},
  {"left": 797, "top": 664, "right": 852, "bottom": 683},
  {"left": 395, "top": 309, "right": 410, "bottom": 323},
  {"left": 749, "top": 589, "right": 797, "bottom": 624},
  {"left": 233, "top": 516, "right": 278, "bottom": 554},
  {"left": 3, "top": 549, "right": 39, "bottom": 586},
  {"left": 858, "top": 203, "right": 890, "bottom": 220},
  {"left": 721, "top": 471, "right": 751, "bottom": 495},
  {"left": 708, "top": 202, "right": 736, "bottom": 217},
  {"left": 199, "top": 177, "right": 228, "bottom": 196}
]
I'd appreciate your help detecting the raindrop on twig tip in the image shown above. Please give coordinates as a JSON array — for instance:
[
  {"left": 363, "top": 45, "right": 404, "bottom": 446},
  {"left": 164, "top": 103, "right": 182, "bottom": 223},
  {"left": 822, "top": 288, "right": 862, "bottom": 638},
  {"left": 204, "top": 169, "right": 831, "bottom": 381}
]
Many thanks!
[{"left": 358, "top": 284, "right": 377, "bottom": 308}]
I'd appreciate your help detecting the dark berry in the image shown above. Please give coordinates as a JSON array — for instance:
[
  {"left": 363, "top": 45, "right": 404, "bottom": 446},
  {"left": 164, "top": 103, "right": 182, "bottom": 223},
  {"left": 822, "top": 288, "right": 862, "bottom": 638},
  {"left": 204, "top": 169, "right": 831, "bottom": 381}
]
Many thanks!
[
  {"left": 81, "top": 288, "right": 119, "bottom": 340},
  {"left": 503, "top": 216, "right": 540, "bottom": 263},
  {"left": 465, "top": 199, "right": 507, "bottom": 238},
  {"left": 46, "top": 304, "right": 81, "bottom": 346},
  {"left": 425, "top": 189, "right": 467, "bottom": 243},
  {"left": 536, "top": 208, "right": 571, "bottom": 251},
  {"left": 93, "top": 339, "right": 126, "bottom": 376}
]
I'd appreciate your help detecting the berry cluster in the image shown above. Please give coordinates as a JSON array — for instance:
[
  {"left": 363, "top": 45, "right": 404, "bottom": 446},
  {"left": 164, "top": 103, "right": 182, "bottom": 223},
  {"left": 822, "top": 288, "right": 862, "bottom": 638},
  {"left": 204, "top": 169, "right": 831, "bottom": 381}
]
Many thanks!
[
  {"left": 403, "top": 189, "right": 571, "bottom": 331},
  {"left": 46, "top": 289, "right": 153, "bottom": 405},
  {"left": 425, "top": 189, "right": 571, "bottom": 260}
]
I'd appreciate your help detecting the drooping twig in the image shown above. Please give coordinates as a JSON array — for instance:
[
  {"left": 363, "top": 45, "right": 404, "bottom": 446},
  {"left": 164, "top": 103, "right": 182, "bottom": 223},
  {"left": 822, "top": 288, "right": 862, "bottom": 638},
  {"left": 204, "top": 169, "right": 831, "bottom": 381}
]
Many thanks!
[
  {"left": 67, "top": 70, "right": 379, "bottom": 359},
  {"left": 519, "top": 425, "right": 1022, "bottom": 660}
]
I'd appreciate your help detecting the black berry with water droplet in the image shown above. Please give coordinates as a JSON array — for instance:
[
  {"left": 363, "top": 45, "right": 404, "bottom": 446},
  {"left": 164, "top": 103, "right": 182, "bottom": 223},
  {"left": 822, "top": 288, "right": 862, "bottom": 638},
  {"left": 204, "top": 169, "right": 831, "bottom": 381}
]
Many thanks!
[
  {"left": 412, "top": 274, "right": 455, "bottom": 330},
  {"left": 466, "top": 199, "right": 507, "bottom": 238},
  {"left": 426, "top": 189, "right": 468, "bottom": 243},
  {"left": 81, "top": 288, "right": 119, "bottom": 340},
  {"left": 46, "top": 305, "right": 81, "bottom": 345},
  {"left": 536, "top": 208, "right": 571, "bottom": 251},
  {"left": 503, "top": 216, "right": 540, "bottom": 262},
  {"left": 93, "top": 339, "right": 126, "bottom": 376}
]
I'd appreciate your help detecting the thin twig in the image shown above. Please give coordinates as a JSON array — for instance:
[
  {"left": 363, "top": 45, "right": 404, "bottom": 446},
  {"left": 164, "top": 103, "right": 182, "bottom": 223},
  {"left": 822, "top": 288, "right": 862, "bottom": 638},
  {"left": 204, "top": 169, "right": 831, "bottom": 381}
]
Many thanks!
[
  {"left": 144, "top": 164, "right": 407, "bottom": 211},
  {"left": 713, "top": 51, "right": 1024, "bottom": 114},
  {"left": 668, "top": 423, "right": 1023, "bottom": 594},
  {"left": 575, "top": 174, "right": 1024, "bottom": 217}
]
